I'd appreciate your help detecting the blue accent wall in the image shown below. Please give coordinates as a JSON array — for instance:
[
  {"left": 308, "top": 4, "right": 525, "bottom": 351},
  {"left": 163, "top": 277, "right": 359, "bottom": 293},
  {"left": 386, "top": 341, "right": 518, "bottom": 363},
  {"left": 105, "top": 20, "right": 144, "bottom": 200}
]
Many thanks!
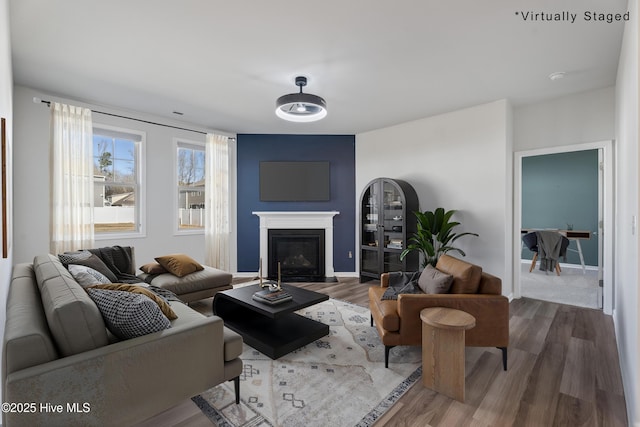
[
  {"left": 522, "top": 150, "right": 598, "bottom": 266},
  {"left": 237, "top": 134, "right": 356, "bottom": 273}
]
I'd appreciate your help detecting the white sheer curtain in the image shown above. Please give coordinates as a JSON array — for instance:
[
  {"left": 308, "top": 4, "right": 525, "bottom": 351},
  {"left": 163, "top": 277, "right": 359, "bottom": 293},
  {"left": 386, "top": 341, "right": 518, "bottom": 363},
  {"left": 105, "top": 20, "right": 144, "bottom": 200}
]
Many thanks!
[
  {"left": 50, "top": 102, "right": 95, "bottom": 254},
  {"left": 204, "top": 133, "right": 230, "bottom": 269}
]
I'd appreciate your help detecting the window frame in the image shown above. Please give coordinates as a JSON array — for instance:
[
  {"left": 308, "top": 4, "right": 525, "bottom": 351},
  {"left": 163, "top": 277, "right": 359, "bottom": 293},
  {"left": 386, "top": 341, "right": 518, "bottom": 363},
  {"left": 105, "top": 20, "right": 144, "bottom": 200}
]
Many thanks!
[
  {"left": 93, "top": 123, "right": 146, "bottom": 240},
  {"left": 174, "top": 138, "right": 206, "bottom": 235}
]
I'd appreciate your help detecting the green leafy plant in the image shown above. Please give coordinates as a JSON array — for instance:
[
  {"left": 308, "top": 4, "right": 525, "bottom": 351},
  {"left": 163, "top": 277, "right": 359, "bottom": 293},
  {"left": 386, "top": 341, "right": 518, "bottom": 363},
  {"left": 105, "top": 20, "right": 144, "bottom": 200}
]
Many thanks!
[{"left": 400, "top": 208, "right": 478, "bottom": 268}]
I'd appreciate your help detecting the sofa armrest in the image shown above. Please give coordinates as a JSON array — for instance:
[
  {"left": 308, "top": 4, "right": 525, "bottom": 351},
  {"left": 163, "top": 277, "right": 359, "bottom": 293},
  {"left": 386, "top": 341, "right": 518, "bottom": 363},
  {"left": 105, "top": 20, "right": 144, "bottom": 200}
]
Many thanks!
[
  {"left": 380, "top": 273, "right": 390, "bottom": 288},
  {"left": 5, "top": 315, "right": 231, "bottom": 427},
  {"left": 397, "top": 293, "right": 509, "bottom": 347}
]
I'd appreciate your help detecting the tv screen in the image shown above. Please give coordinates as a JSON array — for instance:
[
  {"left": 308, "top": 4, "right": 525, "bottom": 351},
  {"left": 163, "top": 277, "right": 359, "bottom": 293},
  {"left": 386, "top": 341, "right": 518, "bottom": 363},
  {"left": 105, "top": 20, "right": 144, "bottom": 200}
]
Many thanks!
[{"left": 260, "top": 161, "right": 330, "bottom": 202}]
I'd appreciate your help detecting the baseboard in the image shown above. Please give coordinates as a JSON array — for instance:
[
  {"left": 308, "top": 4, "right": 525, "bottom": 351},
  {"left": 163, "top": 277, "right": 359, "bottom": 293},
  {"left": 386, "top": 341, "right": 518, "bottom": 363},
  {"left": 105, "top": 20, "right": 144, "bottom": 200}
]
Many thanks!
[
  {"left": 334, "top": 271, "right": 359, "bottom": 277},
  {"left": 519, "top": 259, "right": 598, "bottom": 272}
]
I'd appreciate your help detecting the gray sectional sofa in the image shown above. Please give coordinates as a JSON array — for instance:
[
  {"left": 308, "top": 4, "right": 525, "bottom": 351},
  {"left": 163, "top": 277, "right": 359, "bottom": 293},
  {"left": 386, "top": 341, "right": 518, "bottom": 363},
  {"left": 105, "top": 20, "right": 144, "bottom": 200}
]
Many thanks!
[{"left": 2, "top": 253, "right": 243, "bottom": 426}]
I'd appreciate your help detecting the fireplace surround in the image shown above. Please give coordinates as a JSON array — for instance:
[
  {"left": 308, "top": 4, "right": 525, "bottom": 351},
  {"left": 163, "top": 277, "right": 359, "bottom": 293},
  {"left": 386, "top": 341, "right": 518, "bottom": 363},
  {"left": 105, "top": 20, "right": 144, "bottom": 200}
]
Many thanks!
[{"left": 253, "top": 211, "right": 339, "bottom": 280}]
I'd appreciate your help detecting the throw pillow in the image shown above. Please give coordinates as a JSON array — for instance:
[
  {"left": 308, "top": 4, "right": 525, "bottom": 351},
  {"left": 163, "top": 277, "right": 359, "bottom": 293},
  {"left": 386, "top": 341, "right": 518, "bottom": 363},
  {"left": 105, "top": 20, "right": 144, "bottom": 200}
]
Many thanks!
[
  {"left": 88, "top": 284, "right": 177, "bottom": 320},
  {"left": 139, "top": 262, "right": 168, "bottom": 275},
  {"left": 58, "top": 250, "right": 92, "bottom": 265},
  {"left": 60, "top": 253, "right": 118, "bottom": 283},
  {"left": 68, "top": 264, "right": 112, "bottom": 287},
  {"left": 86, "top": 288, "right": 171, "bottom": 340},
  {"left": 417, "top": 265, "right": 454, "bottom": 294},
  {"left": 155, "top": 254, "right": 204, "bottom": 278}
]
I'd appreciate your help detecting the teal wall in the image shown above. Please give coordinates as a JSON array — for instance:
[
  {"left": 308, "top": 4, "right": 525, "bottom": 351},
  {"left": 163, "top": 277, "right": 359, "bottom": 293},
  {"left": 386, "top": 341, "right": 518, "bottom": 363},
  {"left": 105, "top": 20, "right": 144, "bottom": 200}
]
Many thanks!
[{"left": 522, "top": 150, "right": 598, "bottom": 266}]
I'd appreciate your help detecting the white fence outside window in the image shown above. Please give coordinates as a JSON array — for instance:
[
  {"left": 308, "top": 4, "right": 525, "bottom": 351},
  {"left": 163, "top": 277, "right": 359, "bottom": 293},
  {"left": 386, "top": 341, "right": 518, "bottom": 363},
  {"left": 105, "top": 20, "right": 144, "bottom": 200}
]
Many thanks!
[{"left": 179, "top": 208, "right": 204, "bottom": 227}]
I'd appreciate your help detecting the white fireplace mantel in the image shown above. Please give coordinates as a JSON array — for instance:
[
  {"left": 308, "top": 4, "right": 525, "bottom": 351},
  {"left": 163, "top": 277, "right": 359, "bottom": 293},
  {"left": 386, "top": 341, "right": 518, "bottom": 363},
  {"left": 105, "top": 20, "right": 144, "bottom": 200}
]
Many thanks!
[{"left": 253, "top": 211, "right": 339, "bottom": 276}]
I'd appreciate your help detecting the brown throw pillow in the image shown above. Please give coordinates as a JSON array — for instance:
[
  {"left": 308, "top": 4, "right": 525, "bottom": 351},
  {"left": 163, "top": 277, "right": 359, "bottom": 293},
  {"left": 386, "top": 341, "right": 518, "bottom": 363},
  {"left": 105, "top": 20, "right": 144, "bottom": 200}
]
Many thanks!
[
  {"left": 418, "top": 265, "right": 454, "bottom": 294},
  {"left": 88, "top": 284, "right": 177, "bottom": 320},
  {"left": 139, "top": 262, "right": 168, "bottom": 275},
  {"left": 155, "top": 254, "right": 204, "bottom": 278}
]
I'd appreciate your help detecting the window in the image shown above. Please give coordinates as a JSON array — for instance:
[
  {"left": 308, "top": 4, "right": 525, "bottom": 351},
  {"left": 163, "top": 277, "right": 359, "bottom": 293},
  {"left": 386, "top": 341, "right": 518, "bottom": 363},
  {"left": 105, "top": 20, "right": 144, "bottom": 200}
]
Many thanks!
[
  {"left": 93, "top": 126, "right": 144, "bottom": 236},
  {"left": 176, "top": 140, "right": 205, "bottom": 232}
]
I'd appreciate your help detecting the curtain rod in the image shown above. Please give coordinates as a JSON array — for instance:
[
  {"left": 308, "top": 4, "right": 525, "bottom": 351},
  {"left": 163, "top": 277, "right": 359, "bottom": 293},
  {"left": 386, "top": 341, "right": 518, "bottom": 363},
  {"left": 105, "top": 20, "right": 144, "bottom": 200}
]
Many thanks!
[{"left": 34, "top": 97, "right": 235, "bottom": 140}]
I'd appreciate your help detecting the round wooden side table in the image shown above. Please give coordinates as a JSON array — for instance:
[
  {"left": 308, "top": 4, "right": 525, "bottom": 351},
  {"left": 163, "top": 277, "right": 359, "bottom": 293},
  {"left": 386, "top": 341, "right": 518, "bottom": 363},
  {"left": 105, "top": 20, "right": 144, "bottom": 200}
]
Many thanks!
[{"left": 420, "top": 307, "right": 476, "bottom": 402}]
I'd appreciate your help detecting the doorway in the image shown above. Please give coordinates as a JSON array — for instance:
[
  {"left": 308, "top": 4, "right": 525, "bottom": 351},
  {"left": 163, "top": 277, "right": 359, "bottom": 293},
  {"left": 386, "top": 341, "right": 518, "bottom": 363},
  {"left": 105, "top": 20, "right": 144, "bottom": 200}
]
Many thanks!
[{"left": 513, "top": 140, "right": 613, "bottom": 314}]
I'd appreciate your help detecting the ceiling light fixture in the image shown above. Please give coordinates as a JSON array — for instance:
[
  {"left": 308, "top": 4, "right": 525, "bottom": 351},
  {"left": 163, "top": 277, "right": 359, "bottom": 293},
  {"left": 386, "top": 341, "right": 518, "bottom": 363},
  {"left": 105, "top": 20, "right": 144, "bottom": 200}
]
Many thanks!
[{"left": 275, "top": 76, "right": 327, "bottom": 122}]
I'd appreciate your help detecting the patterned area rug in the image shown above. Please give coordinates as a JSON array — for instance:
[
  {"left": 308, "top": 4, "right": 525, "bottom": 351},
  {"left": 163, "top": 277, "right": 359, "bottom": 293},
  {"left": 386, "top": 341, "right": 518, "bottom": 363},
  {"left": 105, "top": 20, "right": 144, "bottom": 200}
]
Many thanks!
[{"left": 193, "top": 299, "right": 421, "bottom": 427}]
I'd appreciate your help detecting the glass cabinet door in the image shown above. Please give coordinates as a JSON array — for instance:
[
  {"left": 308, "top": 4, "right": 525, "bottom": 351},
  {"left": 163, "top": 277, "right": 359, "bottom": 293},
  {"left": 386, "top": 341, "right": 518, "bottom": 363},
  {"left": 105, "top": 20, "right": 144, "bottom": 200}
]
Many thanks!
[
  {"left": 360, "top": 183, "right": 380, "bottom": 276},
  {"left": 361, "top": 184, "right": 379, "bottom": 247},
  {"left": 382, "top": 181, "right": 404, "bottom": 251}
]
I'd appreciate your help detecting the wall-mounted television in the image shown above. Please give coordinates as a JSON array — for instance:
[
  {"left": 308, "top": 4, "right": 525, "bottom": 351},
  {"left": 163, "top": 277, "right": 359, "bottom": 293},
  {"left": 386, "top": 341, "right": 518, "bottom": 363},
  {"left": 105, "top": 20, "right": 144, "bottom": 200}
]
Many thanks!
[{"left": 260, "top": 161, "right": 330, "bottom": 202}]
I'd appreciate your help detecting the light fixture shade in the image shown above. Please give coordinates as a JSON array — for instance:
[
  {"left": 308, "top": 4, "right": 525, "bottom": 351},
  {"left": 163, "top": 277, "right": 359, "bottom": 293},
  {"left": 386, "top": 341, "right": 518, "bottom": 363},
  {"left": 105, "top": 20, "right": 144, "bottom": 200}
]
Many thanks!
[{"left": 275, "top": 76, "right": 327, "bottom": 122}]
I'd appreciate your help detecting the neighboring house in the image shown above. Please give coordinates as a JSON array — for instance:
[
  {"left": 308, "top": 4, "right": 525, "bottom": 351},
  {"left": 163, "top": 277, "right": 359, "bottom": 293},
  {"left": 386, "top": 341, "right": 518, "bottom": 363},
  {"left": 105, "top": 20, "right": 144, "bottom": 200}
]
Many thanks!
[{"left": 109, "top": 192, "right": 135, "bottom": 207}]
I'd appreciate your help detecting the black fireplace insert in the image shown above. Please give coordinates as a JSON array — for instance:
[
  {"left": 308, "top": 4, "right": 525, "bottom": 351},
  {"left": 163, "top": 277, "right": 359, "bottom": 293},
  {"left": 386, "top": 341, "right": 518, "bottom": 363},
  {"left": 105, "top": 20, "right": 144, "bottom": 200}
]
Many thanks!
[{"left": 268, "top": 229, "right": 325, "bottom": 281}]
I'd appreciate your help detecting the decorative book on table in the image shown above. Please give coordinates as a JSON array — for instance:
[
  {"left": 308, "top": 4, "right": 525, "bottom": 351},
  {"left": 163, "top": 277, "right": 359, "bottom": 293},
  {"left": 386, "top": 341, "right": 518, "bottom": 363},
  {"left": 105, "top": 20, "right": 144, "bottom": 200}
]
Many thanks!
[{"left": 252, "top": 289, "right": 293, "bottom": 305}]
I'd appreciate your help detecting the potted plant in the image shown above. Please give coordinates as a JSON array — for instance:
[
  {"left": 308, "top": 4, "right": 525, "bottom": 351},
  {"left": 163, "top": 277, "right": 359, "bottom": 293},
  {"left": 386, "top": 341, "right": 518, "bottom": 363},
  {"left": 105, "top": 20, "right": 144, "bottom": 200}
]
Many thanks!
[{"left": 400, "top": 207, "right": 478, "bottom": 268}]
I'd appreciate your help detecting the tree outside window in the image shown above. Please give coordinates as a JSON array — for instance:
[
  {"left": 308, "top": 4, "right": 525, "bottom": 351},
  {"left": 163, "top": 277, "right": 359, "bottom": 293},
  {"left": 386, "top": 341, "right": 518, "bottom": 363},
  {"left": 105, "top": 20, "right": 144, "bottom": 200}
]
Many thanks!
[
  {"left": 93, "top": 127, "right": 142, "bottom": 234},
  {"left": 177, "top": 141, "right": 205, "bottom": 231}
]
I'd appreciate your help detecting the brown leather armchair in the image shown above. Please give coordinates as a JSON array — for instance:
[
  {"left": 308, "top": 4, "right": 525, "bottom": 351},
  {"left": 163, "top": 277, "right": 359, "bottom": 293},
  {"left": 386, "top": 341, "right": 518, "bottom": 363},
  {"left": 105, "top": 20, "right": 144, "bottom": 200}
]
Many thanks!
[{"left": 369, "top": 254, "right": 509, "bottom": 369}]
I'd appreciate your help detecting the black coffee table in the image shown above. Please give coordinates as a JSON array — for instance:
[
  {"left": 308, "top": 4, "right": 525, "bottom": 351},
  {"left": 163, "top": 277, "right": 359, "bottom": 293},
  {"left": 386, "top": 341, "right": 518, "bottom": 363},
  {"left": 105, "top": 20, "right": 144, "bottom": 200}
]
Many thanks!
[{"left": 213, "top": 283, "right": 330, "bottom": 359}]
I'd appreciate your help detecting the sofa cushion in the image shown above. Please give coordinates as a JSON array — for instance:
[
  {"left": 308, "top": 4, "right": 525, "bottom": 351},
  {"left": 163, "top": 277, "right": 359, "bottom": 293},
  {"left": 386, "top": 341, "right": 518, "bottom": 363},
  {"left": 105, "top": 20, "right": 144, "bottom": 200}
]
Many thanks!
[
  {"left": 86, "top": 288, "right": 171, "bottom": 340},
  {"left": 88, "top": 284, "right": 178, "bottom": 320},
  {"left": 418, "top": 265, "right": 453, "bottom": 294},
  {"left": 155, "top": 254, "right": 204, "bottom": 277},
  {"left": 141, "top": 266, "right": 232, "bottom": 296},
  {"left": 33, "top": 254, "right": 109, "bottom": 356},
  {"left": 435, "top": 254, "right": 482, "bottom": 294},
  {"left": 68, "top": 264, "right": 112, "bottom": 287},
  {"left": 4, "top": 263, "right": 59, "bottom": 375}
]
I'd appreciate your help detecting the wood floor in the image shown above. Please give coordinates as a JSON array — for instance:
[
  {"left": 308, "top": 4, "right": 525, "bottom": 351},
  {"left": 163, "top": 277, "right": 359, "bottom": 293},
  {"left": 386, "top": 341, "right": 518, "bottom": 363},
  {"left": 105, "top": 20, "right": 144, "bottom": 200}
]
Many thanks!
[{"left": 139, "top": 277, "right": 628, "bottom": 427}]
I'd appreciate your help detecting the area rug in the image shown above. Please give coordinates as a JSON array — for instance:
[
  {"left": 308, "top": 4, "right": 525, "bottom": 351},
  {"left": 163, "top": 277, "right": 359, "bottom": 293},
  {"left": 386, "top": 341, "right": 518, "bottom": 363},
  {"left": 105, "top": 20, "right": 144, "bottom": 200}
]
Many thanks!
[{"left": 192, "top": 298, "right": 421, "bottom": 427}]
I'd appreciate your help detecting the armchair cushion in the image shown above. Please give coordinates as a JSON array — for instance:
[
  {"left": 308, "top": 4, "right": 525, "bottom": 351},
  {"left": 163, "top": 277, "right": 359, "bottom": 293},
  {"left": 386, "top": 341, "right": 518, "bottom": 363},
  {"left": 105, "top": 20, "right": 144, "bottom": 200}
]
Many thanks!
[
  {"left": 436, "top": 254, "right": 481, "bottom": 294},
  {"left": 418, "top": 265, "right": 453, "bottom": 294}
]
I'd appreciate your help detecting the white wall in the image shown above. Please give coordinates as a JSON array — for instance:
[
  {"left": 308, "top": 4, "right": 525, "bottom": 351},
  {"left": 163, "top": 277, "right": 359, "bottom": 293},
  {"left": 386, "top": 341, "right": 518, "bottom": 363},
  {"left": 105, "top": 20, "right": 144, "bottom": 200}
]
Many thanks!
[
  {"left": 513, "top": 86, "right": 615, "bottom": 151},
  {"left": 356, "top": 100, "right": 513, "bottom": 296},
  {"left": 614, "top": 0, "right": 639, "bottom": 424},
  {"left": 0, "top": 0, "right": 13, "bottom": 407},
  {"left": 12, "top": 85, "right": 236, "bottom": 270}
]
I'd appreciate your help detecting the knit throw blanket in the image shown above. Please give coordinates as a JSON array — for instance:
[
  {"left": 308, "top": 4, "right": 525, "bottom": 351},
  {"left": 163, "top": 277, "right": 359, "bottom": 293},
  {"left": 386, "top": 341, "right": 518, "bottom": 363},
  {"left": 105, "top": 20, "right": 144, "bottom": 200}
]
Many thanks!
[
  {"left": 536, "top": 231, "right": 563, "bottom": 272},
  {"left": 381, "top": 271, "right": 423, "bottom": 300},
  {"left": 89, "top": 246, "right": 139, "bottom": 283}
]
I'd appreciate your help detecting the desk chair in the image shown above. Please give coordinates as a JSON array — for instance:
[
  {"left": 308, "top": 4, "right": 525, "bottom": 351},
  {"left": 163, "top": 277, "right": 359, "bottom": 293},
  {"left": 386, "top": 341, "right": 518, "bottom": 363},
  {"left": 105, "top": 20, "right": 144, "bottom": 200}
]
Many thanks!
[{"left": 522, "top": 231, "right": 570, "bottom": 276}]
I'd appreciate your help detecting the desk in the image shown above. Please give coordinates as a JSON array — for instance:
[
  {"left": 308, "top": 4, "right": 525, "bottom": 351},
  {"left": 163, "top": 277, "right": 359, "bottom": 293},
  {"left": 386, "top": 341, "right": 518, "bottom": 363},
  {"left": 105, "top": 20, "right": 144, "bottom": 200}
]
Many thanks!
[{"left": 521, "top": 229, "right": 591, "bottom": 274}]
